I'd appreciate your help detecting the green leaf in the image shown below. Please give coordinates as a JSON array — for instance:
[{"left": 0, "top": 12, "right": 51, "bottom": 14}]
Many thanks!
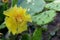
[
  {"left": 45, "top": 0, "right": 60, "bottom": 11},
  {"left": 0, "top": 2, "right": 9, "bottom": 24},
  {"left": 19, "top": 0, "right": 45, "bottom": 15},
  {"left": 0, "top": 5, "right": 5, "bottom": 24},
  {"left": 12, "top": 0, "right": 18, "bottom": 6},
  {"left": 21, "top": 33, "right": 30, "bottom": 40},
  {"left": 32, "top": 10, "right": 56, "bottom": 25},
  {"left": 32, "top": 28, "right": 42, "bottom": 40},
  {"left": 0, "top": 23, "right": 5, "bottom": 29},
  {"left": 3, "top": 3, "right": 9, "bottom": 10}
]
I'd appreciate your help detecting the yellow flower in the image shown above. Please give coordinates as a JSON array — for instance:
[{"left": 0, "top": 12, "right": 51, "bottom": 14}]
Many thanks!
[
  {"left": 3, "top": 5, "right": 32, "bottom": 35},
  {"left": 2, "top": 0, "right": 8, "bottom": 3}
]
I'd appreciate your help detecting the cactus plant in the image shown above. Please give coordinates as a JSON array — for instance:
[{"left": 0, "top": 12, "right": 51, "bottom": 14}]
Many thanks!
[
  {"left": 18, "top": 0, "right": 46, "bottom": 15},
  {"left": 32, "top": 10, "right": 56, "bottom": 25}
]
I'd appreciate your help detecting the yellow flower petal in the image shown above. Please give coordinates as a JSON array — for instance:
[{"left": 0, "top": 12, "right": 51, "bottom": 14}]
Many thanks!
[
  {"left": 4, "top": 5, "right": 32, "bottom": 35},
  {"left": 17, "top": 22, "right": 27, "bottom": 34},
  {"left": 25, "top": 14, "right": 32, "bottom": 22},
  {"left": 5, "top": 17, "right": 17, "bottom": 35},
  {"left": 3, "top": 5, "right": 18, "bottom": 17}
]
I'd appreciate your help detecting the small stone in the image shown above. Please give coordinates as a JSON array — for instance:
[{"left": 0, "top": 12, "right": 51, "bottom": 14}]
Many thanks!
[
  {"left": 50, "top": 32, "right": 55, "bottom": 36},
  {"left": 0, "top": 33, "right": 3, "bottom": 38}
]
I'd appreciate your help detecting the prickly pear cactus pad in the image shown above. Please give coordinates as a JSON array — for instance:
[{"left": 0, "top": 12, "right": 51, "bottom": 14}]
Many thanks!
[
  {"left": 45, "top": 0, "right": 60, "bottom": 11},
  {"left": 18, "top": 0, "right": 46, "bottom": 15},
  {"left": 32, "top": 10, "right": 56, "bottom": 25}
]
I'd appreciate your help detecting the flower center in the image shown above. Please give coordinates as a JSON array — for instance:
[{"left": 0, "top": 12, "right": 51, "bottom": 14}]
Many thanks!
[{"left": 15, "top": 14, "right": 23, "bottom": 22}]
